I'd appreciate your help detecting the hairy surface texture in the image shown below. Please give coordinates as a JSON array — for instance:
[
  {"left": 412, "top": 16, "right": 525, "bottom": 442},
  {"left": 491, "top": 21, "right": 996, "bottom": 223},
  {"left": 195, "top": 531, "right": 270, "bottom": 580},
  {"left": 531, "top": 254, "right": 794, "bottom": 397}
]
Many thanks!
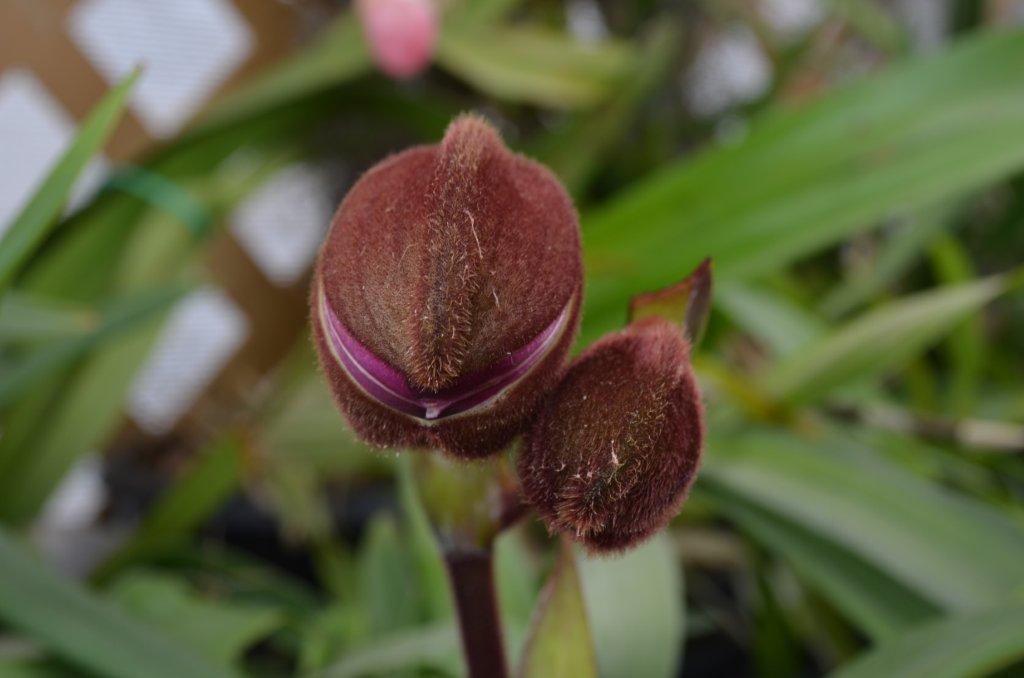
[
  {"left": 312, "top": 285, "right": 579, "bottom": 457},
  {"left": 312, "top": 114, "right": 582, "bottom": 457},
  {"left": 519, "top": 317, "right": 704, "bottom": 552}
]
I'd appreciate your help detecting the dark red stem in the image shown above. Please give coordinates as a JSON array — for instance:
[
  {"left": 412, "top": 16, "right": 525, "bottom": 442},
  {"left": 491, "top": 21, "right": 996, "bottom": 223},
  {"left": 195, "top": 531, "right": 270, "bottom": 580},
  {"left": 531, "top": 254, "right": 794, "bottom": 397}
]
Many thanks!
[{"left": 444, "top": 548, "right": 509, "bottom": 678}]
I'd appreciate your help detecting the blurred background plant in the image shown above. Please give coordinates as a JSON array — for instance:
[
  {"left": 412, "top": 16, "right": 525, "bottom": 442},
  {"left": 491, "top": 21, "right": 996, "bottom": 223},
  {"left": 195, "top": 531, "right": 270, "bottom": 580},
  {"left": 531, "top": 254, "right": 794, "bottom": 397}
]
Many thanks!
[{"left": 2, "top": 0, "right": 1024, "bottom": 676}]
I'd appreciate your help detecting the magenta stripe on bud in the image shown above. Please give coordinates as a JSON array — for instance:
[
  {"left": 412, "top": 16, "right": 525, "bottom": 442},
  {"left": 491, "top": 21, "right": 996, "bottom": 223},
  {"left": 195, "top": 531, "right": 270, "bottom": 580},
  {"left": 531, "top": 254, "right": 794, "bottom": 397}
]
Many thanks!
[{"left": 320, "top": 287, "right": 572, "bottom": 422}]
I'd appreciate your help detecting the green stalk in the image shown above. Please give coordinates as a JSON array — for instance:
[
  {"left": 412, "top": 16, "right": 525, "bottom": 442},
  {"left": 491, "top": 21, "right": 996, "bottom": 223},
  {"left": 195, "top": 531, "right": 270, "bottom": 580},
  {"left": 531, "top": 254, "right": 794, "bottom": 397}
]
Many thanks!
[{"left": 409, "top": 452, "right": 522, "bottom": 677}]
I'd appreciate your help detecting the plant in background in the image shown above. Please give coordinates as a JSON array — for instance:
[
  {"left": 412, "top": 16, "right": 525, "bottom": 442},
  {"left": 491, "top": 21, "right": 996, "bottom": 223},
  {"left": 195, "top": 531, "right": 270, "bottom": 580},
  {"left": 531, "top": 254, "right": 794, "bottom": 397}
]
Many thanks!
[
  {"left": 310, "top": 114, "right": 709, "bottom": 675},
  {"left": 356, "top": 0, "right": 439, "bottom": 79},
  {"left": 6, "top": 3, "right": 1024, "bottom": 677}
]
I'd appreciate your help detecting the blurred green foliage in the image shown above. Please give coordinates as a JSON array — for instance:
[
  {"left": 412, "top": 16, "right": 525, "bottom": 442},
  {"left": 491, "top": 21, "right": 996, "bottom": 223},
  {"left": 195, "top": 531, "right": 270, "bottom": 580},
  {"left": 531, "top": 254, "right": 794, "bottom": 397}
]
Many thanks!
[{"left": 2, "top": 1, "right": 1024, "bottom": 676}]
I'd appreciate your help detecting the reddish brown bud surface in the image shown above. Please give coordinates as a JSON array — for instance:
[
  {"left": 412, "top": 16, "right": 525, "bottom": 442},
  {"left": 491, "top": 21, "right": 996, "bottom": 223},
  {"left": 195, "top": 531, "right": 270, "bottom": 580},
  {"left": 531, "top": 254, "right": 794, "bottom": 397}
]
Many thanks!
[
  {"left": 311, "top": 114, "right": 582, "bottom": 458},
  {"left": 518, "top": 317, "right": 704, "bottom": 553}
]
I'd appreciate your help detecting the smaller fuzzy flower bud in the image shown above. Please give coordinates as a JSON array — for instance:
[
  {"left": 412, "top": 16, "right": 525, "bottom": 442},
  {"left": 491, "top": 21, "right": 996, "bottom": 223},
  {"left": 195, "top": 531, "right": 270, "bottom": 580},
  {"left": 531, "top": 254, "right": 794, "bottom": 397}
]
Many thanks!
[
  {"left": 518, "top": 317, "right": 704, "bottom": 553},
  {"left": 357, "top": 0, "right": 439, "bottom": 79}
]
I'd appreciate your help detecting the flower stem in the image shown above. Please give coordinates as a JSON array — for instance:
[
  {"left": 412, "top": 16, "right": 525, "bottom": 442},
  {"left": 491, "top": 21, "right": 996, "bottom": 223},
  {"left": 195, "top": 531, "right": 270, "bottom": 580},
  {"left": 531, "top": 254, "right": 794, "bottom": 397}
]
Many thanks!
[{"left": 444, "top": 548, "right": 509, "bottom": 678}]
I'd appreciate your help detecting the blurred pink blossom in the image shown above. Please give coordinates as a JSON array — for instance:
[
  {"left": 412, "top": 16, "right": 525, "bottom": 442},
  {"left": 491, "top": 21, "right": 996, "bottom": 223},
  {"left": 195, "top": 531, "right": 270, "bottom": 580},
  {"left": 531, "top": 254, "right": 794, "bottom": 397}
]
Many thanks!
[{"left": 357, "top": 0, "right": 439, "bottom": 79}]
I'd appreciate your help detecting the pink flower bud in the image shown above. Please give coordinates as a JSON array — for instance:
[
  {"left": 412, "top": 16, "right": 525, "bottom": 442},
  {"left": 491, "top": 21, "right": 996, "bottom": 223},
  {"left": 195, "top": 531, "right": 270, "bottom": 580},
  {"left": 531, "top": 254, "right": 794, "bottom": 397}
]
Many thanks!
[
  {"left": 518, "top": 317, "right": 704, "bottom": 553},
  {"left": 357, "top": 0, "right": 439, "bottom": 79},
  {"left": 311, "top": 115, "right": 583, "bottom": 458}
]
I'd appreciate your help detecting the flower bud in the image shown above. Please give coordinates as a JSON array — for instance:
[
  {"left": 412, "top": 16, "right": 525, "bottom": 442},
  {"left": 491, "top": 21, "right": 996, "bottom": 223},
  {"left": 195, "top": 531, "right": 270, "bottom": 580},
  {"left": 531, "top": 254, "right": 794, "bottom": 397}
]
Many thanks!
[
  {"left": 311, "top": 115, "right": 583, "bottom": 458},
  {"left": 518, "top": 317, "right": 704, "bottom": 552},
  {"left": 357, "top": 0, "right": 439, "bottom": 80}
]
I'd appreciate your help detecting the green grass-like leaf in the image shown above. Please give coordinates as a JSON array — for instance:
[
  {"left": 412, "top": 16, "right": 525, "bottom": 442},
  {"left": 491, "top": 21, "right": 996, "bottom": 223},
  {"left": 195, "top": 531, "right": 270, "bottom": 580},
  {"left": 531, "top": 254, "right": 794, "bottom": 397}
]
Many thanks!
[
  {"left": 520, "top": 540, "right": 597, "bottom": 678},
  {"left": 578, "top": 534, "right": 684, "bottom": 678},
  {"left": 705, "top": 482, "right": 939, "bottom": 641},
  {"left": 0, "top": 291, "right": 97, "bottom": 344},
  {"left": 0, "top": 71, "right": 138, "bottom": 294},
  {"left": 0, "top": 528, "right": 235, "bottom": 678},
  {"left": 581, "top": 28, "right": 1024, "bottom": 344},
  {"left": 832, "top": 604, "right": 1024, "bottom": 678},
  {"left": 107, "top": 571, "right": 283, "bottom": 665},
  {"left": 0, "top": 285, "right": 184, "bottom": 410},
  {"left": 196, "top": 13, "right": 370, "bottom": 135},
  {"left": 530, "top": 24, "right": 679, "bottom": 197},
  {"left": 321, "top": 624, "right": 459, "bottom": 678},
  {"left": 761, "top": 273, "right": 1013, "bottom": 404},
  {"left": 437, "top": 25, "right": 634, "bottom": 110},
  {"left": 0, "top": 321, "right": 164, "bottom": 524},
  {"left": 706, "top": 428, "right": 1024, "bottom": 611},
  {"left": 94, "top": 434, "right": 244, "bottom": 582}
]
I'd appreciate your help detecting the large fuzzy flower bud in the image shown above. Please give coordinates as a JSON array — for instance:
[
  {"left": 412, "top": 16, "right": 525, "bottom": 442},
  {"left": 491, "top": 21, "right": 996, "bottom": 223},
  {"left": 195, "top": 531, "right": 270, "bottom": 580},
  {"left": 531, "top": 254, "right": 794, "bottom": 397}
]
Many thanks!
[
  {"left": 311, "top": 115, "right": 583, "bottom": 458},
  {"left": 518, "top": 317, "right": 704, "bottom": 552}
]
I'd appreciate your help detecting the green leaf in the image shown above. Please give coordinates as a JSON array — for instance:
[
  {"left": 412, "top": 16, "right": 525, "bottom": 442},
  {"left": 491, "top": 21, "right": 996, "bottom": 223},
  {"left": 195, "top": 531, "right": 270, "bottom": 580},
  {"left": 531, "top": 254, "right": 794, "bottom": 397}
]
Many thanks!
[
  {"left": 928, "top": 235, "right": 984, "bottom": 415},
  {"left": 761, "top": 274, "right": 1013, "bottom": 404},
  {"left": 716, "top": 281, "right": 828, "bottom": 358},
  {"left": 0, "top": 152, "right": 286, "bottom": 526},
  {"left": 0, "top": 528, "right": 235, "bottom": 678},
  {"left": 0, "top": 71, "right": 137, "bottom": 293},
  {"left": 0, "top": 658, "right": 83, "bottom": 678},
  {"left": 0, "top": 292, "right": 96, "bottom": 344},
  {"left": 578, "top": 534, "right": 684, "bottom": 678},
  {"left": 495, "top": 528, "right": 540, "bottom": 630},
  {"left": 705, "top": 428, "right": 1024, "bottom": 611},
  {"left": 358, "top": 515, "right": 422, "bottom": 635},
  {"left": 94, "top": 434, "right": 244, "bottom": 582},
  {"left": 832, "top": 605, "right": 1024, "bottom": 678},
  {"left": 298, "top": 602, "right": 363, "bottom": 673},
  {"left": 249, "top": 341, "right": 382, "bottom": 540},
  {"left": 263, "top": 371, "right": 383, "bottom": 477},
  {"left": 820, "top": 203, "right": 956, "bottom": 318},
  {"left": 436, "top": 26, "right": 633, "bottom": 110},
  {"left": 0, "top": 318, "right": 163, "bottom": 524},
  {"left": 397, "top": 458, "right": 453, "bottom": 622},
  {"left": 0, "top": 378, "right": 61, "bottom": 483},
  {"left": 830, "top": 0, "right": 907, "bottom": 55},
  {"left": 195, "top": 13, "right": 370, "bottom": 134},
  {"left": 173, "top": 545, "right": 321, "bottom": 617},
  {"left": 519, "top": 540, "right": 597, "bottom": 678},
  {"left": 23, "top": 107, "right": 291, "bottom": 303},
  {"left": 751, "top": 561, "right": 801, "bottom": 678},
  {"left": 580, "top": 28, "right": 1024, "bottom": 344},
  {"left": 703, "top": 481, "right": 939, "bottom": 641},
  {"left": 108, "top": 571, "right": 283, "bottom": 665},
  {"left": 446, "top": 0, "right": 522, "bottom": 28},
  {"left": 530, "top": 24, "right": 679, "bottom": 196},
  {"left": 321, "top": 624, "right": 460, "bottom": 678},
  {"left": 0, "top": 285, "right": 183, "bottom": 409}
]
